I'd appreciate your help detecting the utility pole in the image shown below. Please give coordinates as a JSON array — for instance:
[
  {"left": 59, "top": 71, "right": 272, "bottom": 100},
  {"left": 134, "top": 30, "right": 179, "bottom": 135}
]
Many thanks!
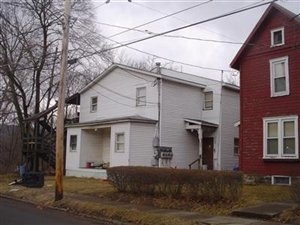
[{"left": 55, "top": 0, "right": 71, "bottom": 201}]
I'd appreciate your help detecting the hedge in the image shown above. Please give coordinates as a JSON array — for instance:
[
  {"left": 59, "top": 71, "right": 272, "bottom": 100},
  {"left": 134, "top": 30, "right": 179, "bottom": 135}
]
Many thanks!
[{"left": 107, "top": 166, "right": 243, "bottom": 202}]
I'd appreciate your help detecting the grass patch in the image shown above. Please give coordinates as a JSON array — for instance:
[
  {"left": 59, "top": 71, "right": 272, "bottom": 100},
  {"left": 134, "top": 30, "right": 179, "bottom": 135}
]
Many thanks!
[{"left": 0, "top": 174, "right": 295, "bottom": 225}]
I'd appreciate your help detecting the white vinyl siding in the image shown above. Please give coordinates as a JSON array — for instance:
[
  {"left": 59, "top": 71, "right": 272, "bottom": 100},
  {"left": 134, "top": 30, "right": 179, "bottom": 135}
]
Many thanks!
[
  {"left": 270, "top": 57, "right": 289, "bottom": 97},
  {"left": 263, "top": 116, "right": 298, "bottom": 159},
  {"left": 129, "top": 123, "right": 156, "bottom": 166},
  {"left": 220, "top": 87, "right": 240, "bottom": 170},
  {"left": 79, "top": 68, "right": 158, "bottom": 123},
  {"left": 271, "top": 27, "right": 284, "bottom": 47},
  {"left": 160, "top": 80, "right": 202, "bottom": 168}
]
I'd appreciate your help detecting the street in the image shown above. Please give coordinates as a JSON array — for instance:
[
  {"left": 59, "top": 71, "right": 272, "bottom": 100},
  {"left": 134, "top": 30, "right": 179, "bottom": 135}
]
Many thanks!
[{"left": 0, "top": 197, "right": 116, "bottom": 225}]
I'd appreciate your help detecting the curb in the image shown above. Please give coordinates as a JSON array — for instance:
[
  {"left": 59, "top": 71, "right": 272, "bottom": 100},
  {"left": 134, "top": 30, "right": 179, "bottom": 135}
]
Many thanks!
[{"left": 0, "top": 194, "right": 133, "bottom": 225}]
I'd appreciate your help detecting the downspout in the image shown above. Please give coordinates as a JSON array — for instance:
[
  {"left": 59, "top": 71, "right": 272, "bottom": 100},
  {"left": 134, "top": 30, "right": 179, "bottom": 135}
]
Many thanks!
[
  {"left": 217, "top": 71, "right": 224, "bottom": 170},
  {"left": 156, "top": 63, "right": 162, "bottom": 167},
  {"left": 198, "top": 128, "right": 203, "bottom": 169}
]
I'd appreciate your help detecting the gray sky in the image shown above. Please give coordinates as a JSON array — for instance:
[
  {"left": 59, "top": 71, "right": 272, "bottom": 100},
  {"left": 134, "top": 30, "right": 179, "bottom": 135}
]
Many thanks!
[{"left": 93, "top": 0, "right": 300, "bottom": 81}]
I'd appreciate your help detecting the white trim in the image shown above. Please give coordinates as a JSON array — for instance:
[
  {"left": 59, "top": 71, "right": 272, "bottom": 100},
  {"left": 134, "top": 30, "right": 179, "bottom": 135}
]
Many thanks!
[
  {"left": 90, "top": 96, "right": 98, "bottom": 113},
  {"left": 271, "top": 27, "right": 284, "bottom": 47},
  {"left": 203, "top": 91, "right": 213, "bottom": 110},
  {"left": 136, "top": 87, "right": 146, "bottom": 106},
  {"left": 271, "top": 175, "right": 291, "bottom": 186},
  {"left": 263, "top": 115, "right": 298, "bottom": 159},
  {"left": 70, "top": 135, "right": 77, "bottom": 152},
  {"left": 115, "top": 132, "right": 125, "bottom": 153},
  {"left": 270, "top": 56, "right": 289, "bottom": 97}
]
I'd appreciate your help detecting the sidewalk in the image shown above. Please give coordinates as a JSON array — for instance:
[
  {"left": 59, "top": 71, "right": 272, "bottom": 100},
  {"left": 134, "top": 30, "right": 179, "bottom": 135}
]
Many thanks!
[{"left": 40, "top": 192, "right": 295, "bottom": 225}]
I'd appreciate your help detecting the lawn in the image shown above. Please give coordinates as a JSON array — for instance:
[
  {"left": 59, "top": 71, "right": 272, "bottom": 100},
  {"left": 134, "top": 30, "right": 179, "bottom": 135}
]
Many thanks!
[{"left": 0, "top": 174, "right": 296, "bottom": 224}]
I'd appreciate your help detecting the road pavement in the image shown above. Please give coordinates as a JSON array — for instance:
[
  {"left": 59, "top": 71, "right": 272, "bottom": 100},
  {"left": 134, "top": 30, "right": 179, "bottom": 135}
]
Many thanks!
[{"left": 0, "top": 197, "right": 116, "bottom": 225}]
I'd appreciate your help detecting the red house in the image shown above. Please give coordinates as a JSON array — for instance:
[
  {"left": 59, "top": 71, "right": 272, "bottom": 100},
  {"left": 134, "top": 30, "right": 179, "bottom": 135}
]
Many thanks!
[{"left": 231, "top": 3, "right": 300, "bottom": 181}]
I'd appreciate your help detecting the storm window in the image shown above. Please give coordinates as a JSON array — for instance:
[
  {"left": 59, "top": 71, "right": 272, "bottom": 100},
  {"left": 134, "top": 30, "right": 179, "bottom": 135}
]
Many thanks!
[
  {"left": 70, "top": 135, "right": 77, "bottom": 151},
  {"left": 204, "top": 91, "right": 213, "bottom": 110},
  {"left": 136, "top": 87, "right": 146, "bottom": 106},
  {"left": 271, "top": 27, "right": 284, "bottom": 47},
  {"left": 90, "top": 96, "right": 98, "bottom": 112},
  {"left": 115, "top": 133, "right": 125, "bottom": 153},
  {"left": 270, "top": 57, "right": 289, "bottom": 97},
  {"left": 263, "top": 116, "right": 298, "bottom": 159}
]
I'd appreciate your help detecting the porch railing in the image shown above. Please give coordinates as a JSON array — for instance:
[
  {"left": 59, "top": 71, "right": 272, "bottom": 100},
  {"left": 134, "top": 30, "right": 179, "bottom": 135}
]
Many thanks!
[{"left": 189, "top": 156, "right": 201, "bottom": 169}]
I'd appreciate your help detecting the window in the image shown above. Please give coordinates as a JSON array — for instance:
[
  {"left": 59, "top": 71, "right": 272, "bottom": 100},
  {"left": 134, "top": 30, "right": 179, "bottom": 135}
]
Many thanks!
[
  {"left": 90, "top": 96, "right": 98, "bottom": 112},
  {"left": 136, "top": 87, "right": 146, "bottom": 106},
  {"left": 270, "top": 57, "right": 289, "bottom": 97},
  {"left": 204, "top": 91, "right": 213, "bottom": 110},
  {"left": 234, "top": 138, "right": 239, "bottom": 155},
  {"left": 70, "top": 135, "right": 77, "bottom": 151},
  {"left": 271, "top": 27, "right": 284, "bottom": 47},
  {"left": 115, "top": 133, "right": 125, "bottom": 153},
  {"left": 263, "top": 116, "right": 298, "bottom": 159}
]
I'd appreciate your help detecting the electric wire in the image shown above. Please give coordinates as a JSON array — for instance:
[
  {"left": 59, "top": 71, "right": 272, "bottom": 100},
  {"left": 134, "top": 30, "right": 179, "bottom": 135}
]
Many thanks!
[
  {"left": 1, "top": 0, "right": 274, "bottom": 73},
  {"left": 107, "top": 0, "right": 213, "bottom": 38},
  {"left": 75, "top": 0, "right": 276, "bottom": 59}
]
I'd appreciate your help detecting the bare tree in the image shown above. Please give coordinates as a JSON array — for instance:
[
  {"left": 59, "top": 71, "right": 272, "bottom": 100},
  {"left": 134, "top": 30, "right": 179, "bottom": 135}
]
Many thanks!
[
  {"left": 0, "top": 0, "right": 114, "bottom": 171},
  {"left": 115, "top": 50, "right": 178, "bottom": 72}
]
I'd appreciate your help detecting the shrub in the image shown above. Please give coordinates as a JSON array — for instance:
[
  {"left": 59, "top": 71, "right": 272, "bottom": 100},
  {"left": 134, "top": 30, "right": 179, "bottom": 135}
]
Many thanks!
[
  {"left": 107, "top": 166, "right": 243, "bottom": 203},
  {"left": 290, "top": 179, "right": 300, "bottom": 202}
]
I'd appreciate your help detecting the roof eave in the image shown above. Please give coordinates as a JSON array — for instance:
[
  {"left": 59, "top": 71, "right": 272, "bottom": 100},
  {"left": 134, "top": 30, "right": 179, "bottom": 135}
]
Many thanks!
[{"left": 230, "top": 3, "right": 300, "bottom": 70}]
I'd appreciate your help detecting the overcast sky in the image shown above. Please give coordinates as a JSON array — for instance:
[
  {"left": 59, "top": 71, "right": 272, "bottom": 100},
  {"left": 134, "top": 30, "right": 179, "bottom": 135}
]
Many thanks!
[{"left": 93, "top": 0, "right": 300, "bottom": 81}]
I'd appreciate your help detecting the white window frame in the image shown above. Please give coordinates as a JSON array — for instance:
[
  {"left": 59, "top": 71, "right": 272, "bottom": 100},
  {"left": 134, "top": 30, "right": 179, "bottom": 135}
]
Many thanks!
[
  {"left": 115, "top": 133, "right": 125, "bottom": 153},
  {"left": 270, "top": 56, "right": 289, "bottom": 97},
  {"left": 136, "top": 87, "right": 146, "bottom": 106},
  {"left": 271, "top": 27, "right": 284, "bottom": 47},
  {"left": 70, "top": 135, "right": 77, "bottom": 151},
  {"left": 203, "top": 91, "right": 213, "bottom": 110},
  {"left": 90, "top": 96, "right": 98, "bottom": 113},
  {"left": 263, "top": 116, "right": 298, "bottom": 159}
]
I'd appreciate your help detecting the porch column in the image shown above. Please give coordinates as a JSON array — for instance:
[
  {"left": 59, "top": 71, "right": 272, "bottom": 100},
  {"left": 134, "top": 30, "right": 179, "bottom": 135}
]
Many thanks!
[{"left": 197, "top": 128, "right": 203, "bottom": 168}]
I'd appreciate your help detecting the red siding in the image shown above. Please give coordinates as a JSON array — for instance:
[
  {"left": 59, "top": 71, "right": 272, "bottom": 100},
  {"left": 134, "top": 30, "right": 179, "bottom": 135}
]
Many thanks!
[{"left": 238, "top": 7, "right": 300, "bottom": 176}]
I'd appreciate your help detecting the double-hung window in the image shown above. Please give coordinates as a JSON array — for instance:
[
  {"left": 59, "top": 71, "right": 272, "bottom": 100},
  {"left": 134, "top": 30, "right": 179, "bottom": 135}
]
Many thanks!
[
  {"left": 136, "top": 87, "right": 146, "bottom": 106},
  {"left": 70, "top": 135, "right": 77, "bottom": 151},
  {"left": 234, "top": 138, "right": 239, "bottom": 155},
  {"left": 270, "top": 57, "right": 289, "bottom": 97},
  {"left": 271, "top": 27, "right": 284, "bottom": 47},
  {"left": 204, "top": 91, "right": 213, "bottom": 110},
  {"left": 90, "top": 96, "right": 98, "bottom": 113},
  {"left": 263, "top": 116, "right": 298, "bottom": 159},
  {"left": 115, "top": 133, "right": 125, "bottom": 153}
]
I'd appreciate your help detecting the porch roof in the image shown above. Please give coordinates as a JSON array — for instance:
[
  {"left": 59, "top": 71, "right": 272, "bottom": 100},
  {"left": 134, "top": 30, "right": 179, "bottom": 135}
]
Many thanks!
[
  {"left": 66, "top": 116, "right": 157, "bottom": 128},
  {"left": 184, "top": 118, "right": 218, "bottom": 129}
]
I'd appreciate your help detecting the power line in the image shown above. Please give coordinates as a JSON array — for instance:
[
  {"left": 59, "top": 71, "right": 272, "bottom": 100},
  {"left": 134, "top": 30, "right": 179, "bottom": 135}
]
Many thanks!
[
  {"left": 104, "top": 0, "right": 276, "bottom": 52},
  {"left": 74, "top": 1, "right": 276, "bottom": 72},
  {"left": 93, "top": 20, "right": 258, "bottom": 46},
  {"left": 132, "top": 0, "right": 242, "bottom": 43},
  {"left": 108, "top": 0, "right": 212, "bottom": 38}
]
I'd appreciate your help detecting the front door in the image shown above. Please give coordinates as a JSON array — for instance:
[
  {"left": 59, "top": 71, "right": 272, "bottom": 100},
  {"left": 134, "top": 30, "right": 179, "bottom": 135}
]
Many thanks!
[{"left": 202, "top": 138, "right": 214, "bottom": 170}]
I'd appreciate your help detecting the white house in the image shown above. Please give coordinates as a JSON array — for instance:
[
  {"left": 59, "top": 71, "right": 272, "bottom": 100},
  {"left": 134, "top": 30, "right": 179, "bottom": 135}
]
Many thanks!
[{"left": 65, "top": 64, "right": 240, "bottom": 178}]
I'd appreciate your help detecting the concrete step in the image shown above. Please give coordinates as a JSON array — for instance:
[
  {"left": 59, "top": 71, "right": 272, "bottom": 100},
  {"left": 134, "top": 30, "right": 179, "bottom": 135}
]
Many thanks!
[{"left": 231, "top": 202, "right": 295, "bottom": 220}]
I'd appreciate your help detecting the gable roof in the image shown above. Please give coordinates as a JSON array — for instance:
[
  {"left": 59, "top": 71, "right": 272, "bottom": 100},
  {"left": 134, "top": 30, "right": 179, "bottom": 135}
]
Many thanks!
[
  {"left": 230, "top": 3, "right": 300, "bottom": 70},
  {"left": 79, "top": 63, "right": 207, "bottom": 94}
]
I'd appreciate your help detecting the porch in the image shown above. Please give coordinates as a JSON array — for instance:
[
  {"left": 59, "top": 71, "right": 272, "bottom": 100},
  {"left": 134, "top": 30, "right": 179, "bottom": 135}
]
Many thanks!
[
  {"left": 184, "top": 118, "right": 218, "bottom": 170},
  {"left": 66, "top": 168, "right": 107, "bottom": 179}
]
